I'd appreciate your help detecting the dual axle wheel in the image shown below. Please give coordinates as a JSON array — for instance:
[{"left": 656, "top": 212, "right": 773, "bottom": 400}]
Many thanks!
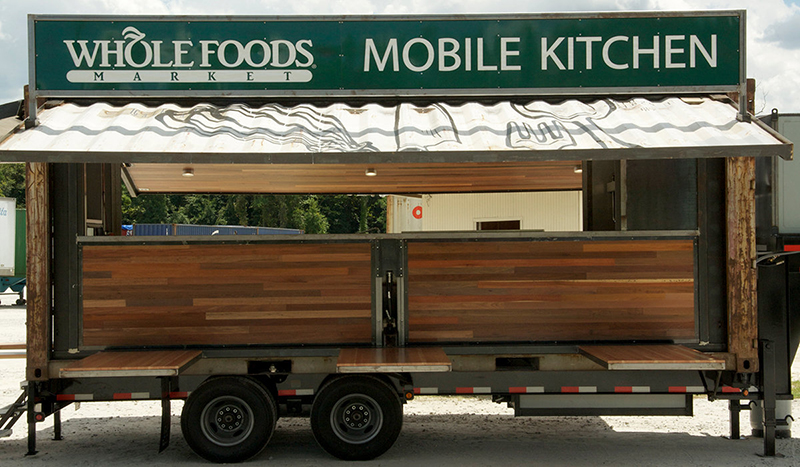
[{"left": 181, "top": 375, "right": 402, "bottom": 463}]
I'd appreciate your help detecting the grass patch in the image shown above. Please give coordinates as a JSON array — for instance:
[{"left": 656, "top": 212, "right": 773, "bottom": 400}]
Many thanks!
[{"left": 792, "top": 380, "right": 800, "bottom": 398}]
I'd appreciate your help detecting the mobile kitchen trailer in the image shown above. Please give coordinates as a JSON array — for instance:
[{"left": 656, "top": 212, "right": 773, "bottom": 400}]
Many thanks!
[{"left": 0, "top": 11, "right": 796, "bottom": 463}]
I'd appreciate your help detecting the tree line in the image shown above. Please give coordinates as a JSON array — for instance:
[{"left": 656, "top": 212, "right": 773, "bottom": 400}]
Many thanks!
[
  {"left": 0, "top": 164, "right": 385, "bottom": 234},
  {"left": 122, "top": 189, "right": 385, "bottom": 234}
]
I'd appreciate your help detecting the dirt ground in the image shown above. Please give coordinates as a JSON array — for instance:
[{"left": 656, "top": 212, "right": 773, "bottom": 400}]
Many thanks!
[{"left": 1, "top": 296, "right": 799, "bottom": 466}]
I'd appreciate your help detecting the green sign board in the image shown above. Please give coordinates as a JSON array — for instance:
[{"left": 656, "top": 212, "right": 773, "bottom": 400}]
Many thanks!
[{"left": 31, "top": 13, "right": 742, "bottom": 97}]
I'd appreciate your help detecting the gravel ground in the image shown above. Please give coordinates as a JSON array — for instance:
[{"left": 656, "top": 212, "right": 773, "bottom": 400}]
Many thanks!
[{"left": 1, "top": 293, "right": 799, "bottom": 466}]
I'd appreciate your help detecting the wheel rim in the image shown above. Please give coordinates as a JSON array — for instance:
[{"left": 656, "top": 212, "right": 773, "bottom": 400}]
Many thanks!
[
  {"left": 200, "top": 395, "right": 255, "bottom": 447},
  {"left": 330, "top": 393, "right": 384, "bottom": 444}
]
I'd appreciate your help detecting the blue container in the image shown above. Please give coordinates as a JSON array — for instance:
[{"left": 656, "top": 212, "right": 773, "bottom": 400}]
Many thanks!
[{"left": 131, "top": 223, "right": 302, "bottom": 236}]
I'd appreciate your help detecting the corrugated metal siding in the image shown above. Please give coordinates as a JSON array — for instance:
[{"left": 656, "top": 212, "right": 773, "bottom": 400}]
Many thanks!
[
  {"left": 419, "top": 192, "right": 582, "bottom": 232},
  {"left": 387, "top": 195, "right": 423, "bottom": 234},
  {"left": 14, "top": 209, "right": 26, "bottom": 276},
  {"left": 133, "top": 224, "right": 174, "bottom": 236},
  {"left": 777, "top": 116, "right": 800, "bottom": 233},
  {"left": 175, "top": 225, "right": 260, "bottom": 235},
  {"left": 0, "top": 98, "right": 787, "bottom": 158},
  {"left": 132, "top": 223, "right": 302, "bottom": 236},
  {"left": 256, "top": 227, "right": 305, "bottom": 234}
]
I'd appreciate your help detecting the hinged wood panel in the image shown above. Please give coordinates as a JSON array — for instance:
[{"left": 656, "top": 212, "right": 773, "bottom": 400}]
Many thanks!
[
  {"left": 81, "top": 242, "right": 373, "bottom": 347},
  {"left": 59, "top": 350, "right": 202, "bottom": 378},
  {"left": 579, "top": 344, "right": 725, "bottom": 370},
  {"left": 407, "top": 239, "right": 696, "bottom": 343}
]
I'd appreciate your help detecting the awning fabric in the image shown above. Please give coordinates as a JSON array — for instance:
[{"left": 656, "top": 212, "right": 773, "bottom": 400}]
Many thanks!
[{"left": 0, "top": 96, "right": 792, "bottom": 164}]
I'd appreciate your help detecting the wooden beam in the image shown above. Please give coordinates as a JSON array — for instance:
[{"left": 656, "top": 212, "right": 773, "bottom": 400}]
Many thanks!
[
  {"left": 726, "top": 156, "right": 758, "bottom": 373},
  {"left": 25, "top": 162, "right": 50, "bottom": 381},
  {"left": 725, "top": 78, "right": 758, "bottom": 374}
]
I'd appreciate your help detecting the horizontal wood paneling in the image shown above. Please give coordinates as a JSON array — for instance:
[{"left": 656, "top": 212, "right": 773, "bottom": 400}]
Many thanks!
[
  {"left": 407, "top": 239, "right": 696, "bottom": 343},
  {"left": 128, "top": 161, "right": 582, "bottom": 194},
  {"left": 81, "top": 242, "right": 373, "bottom": 347}
]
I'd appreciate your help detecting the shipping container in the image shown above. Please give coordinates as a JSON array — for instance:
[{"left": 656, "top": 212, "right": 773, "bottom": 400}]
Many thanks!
[
  {"left": 0, "top": 201, "right": 25, "bottom": 305},
  {"left": 130, "top": 223, "right": 303, "bottom": 236},
  {"left": 0, "top": 198, "right": 16, "bottom": 276}
]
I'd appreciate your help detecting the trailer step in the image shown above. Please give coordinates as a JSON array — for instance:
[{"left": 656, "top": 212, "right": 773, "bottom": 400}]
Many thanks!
[
  {"left": 579, "top": 344, "right": 726, "bottom": 371},
  {"left": 59, "top": 350, "right": 203, "bottom": 378},
  {"left": 337, "top": 347, "right": 451, "bottom": 373},
  {"left": 0, "top": 390, "right": 27, "bottom": 437}
]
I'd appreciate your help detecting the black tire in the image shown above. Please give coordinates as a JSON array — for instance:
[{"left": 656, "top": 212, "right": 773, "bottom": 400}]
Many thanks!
[
  {"left": 181, "top": 376, "right": 277, "bottom": 463},
  {"left": 311, "top": 376, "right": 403, "bottom": 461}
]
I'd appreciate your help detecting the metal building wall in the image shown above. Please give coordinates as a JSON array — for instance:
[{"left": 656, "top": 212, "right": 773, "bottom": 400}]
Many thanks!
[
  {"left": 776, "top": 115, "right": 800, "bottom": 233},
  {"left": 417, "top": 192, "right": 582, "bottom": 232}
]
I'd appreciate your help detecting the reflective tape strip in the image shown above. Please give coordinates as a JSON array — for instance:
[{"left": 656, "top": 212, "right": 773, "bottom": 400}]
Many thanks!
[
  {"left": 56, "top": 394, "right": 93, "bottom": 401},
  {"left": 414, "top": 387, "right": 439, "bottom": 395},
  {"left": 509, "top": 386, "right": 544, "bottom": 394},
  {"left": 456, "top": 387, "right": 491, "bottom": 394},
  {"left": 562, "top": 386, "right": 597, "bottom": 393},
  {"left": 615, "top": 386, "right": 650, "bottom": 393},
  {"left": 169, "top": 391, "right": 189, "bottom": 399},
  {"left": 278, "top": 389, "right": 314, "bottom": 397},
  {"left": 784, "top": 245, "right": 800, "bottom": 252},
  {"left": 113, "top": 392, "right": 150, "bottom": 400},
  {"left": 669, "top": 386, "right": 705, "bottom": 393},
  {"left": 721, "top": 386, "right": 742, "bottom": 394}
]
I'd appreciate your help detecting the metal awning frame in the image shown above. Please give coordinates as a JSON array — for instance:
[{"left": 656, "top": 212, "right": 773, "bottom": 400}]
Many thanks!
[{"left": 0, "top": 143, "right": 791, "bottom": 165}]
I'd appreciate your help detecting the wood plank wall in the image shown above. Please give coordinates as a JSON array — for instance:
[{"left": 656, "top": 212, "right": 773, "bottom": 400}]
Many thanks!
[
  {"left": 407, "top": 239, "right": 696, "bottom": 343},
  {"left": 81, "top": 242, "right": 373, "bottom": 347}
]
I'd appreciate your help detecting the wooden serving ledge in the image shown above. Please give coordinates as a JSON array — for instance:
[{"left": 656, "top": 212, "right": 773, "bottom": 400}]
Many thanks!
[
  {"left": 59, "top": 350, "right": 202, "bottom": 378},
  {"left": 579, "top": 344, "right": 725, "bottom": 371},
  {"left": 337, "top": 347, "right": 451, "bottom": 373}
]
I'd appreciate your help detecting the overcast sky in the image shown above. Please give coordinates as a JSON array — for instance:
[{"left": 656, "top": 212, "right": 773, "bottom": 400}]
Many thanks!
[{"left": 0, "top": 0, "right": 798, "bottom": 114}]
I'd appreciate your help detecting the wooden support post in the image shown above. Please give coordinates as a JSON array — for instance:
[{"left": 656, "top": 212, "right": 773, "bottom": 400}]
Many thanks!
[
  {"left": 726, "top": 155, "right": 758, "bottom": 373},
  {"left": 26, "top": 162, "right": 50, "bottom": 381}
]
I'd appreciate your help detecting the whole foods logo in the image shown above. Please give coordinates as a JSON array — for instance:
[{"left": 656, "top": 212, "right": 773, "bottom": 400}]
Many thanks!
[{"left": 63, "top": 27, "right": 314, "bottom": 84}]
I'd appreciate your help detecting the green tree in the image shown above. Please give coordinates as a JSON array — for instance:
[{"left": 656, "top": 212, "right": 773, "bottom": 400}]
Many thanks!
[
  {"left": 119, "top": 185, "right": 387, "bottom": 235},
  {"left": 121, "top": 185, "right": 169, "bottom": 224},
  {"left": 233, "top": 195, "right": 249, "bottom": 226},
  {"left": 292, "top": 196, "right": 329, "bottom": 234},
  {"left": 318, "top": 194, "right": 385, "bottom": 234},
  {"left": 0, "top": 163, "right": 26, "bottom": 207}
]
